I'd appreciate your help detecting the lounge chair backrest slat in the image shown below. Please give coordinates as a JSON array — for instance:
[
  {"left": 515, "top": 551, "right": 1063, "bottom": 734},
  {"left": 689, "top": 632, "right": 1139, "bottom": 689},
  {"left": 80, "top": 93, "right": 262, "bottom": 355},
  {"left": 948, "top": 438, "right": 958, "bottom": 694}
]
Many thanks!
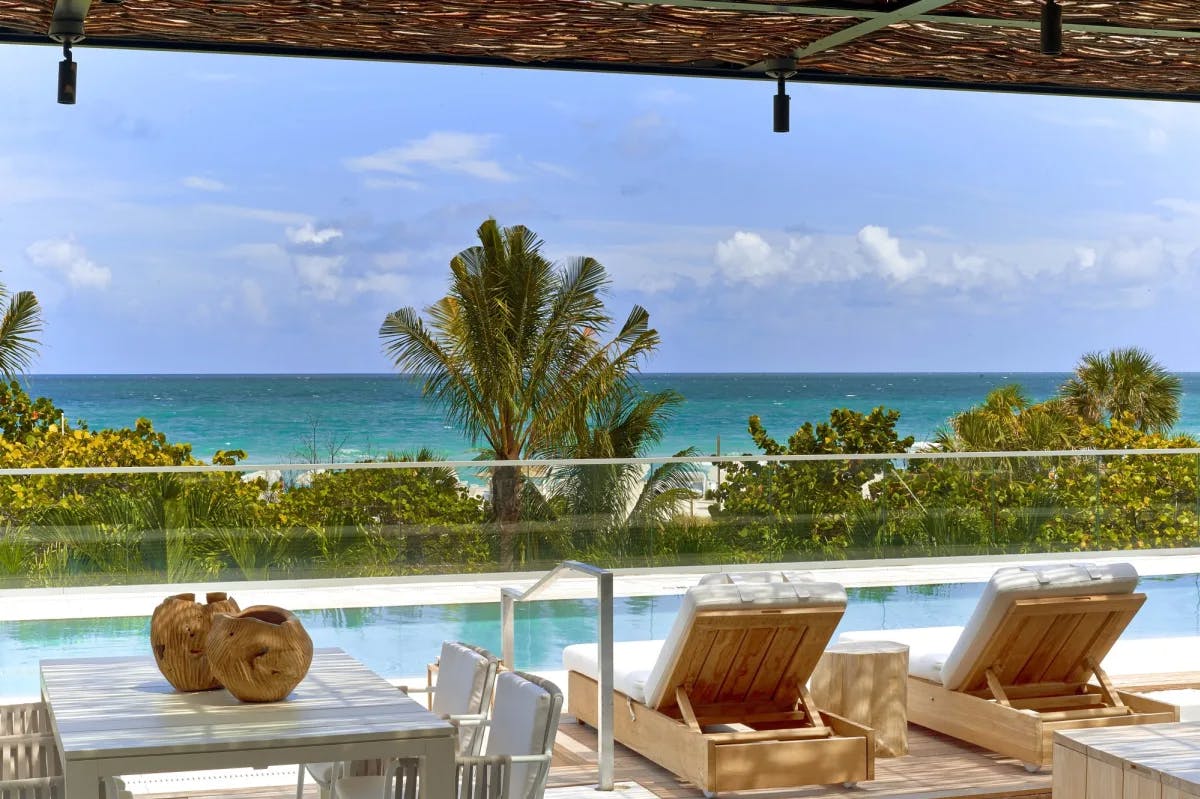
[
  {"left": 956, "top": 593, "right": 1144, "bottom": 693},
  {"left": 941, "top": 562, "right": 1142, "bottom": 692},
  {"left": 645, "top": 582, "right": 847, "bottom": 711}
]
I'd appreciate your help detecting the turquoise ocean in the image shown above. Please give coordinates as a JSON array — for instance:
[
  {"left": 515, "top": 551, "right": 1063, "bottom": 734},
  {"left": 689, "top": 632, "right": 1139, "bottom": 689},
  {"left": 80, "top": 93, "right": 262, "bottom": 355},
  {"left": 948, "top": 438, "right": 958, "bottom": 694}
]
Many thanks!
[{"left": 21, "top": 373, "right": 1200, "bottom": 465}]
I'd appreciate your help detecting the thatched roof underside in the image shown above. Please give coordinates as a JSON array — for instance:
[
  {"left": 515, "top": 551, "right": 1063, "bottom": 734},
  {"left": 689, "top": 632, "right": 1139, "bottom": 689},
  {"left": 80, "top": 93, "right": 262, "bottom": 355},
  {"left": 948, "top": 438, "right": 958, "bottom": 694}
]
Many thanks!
[{"left": 2, "top": 0, "right": 1200, "bottom": 101}]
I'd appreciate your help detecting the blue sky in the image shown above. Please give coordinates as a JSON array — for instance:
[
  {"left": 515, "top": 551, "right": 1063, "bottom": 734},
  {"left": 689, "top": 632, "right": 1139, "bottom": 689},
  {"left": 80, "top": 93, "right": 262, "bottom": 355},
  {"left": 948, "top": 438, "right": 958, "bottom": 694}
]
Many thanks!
[{"left": 2, "top": 42, "right": 1200, "bottom": 374}]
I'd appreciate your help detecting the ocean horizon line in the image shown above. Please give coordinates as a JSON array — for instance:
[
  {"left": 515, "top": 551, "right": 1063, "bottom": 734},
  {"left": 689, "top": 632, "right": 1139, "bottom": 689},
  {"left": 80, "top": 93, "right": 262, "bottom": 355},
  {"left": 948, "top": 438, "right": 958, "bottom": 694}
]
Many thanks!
[{"left": 20, "top": 369, "right": 1146, "bottom": 379}]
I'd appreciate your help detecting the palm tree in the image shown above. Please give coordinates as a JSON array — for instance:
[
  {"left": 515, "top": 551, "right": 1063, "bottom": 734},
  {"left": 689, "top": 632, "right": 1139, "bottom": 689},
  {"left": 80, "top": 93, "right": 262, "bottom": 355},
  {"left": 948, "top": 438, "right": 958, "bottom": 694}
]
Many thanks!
[
  {"left": 937, "top": 384, "right": 1077, "bottom": 452},
  {"left": 533, "top": 385, "right": 700, "bottom": 560},
  {"left": 1058, "top": 348, "right": 1181, "bottom": 434},
  {"left": 0, "top": 281, "right": 41, "bottom": 379},
  {"left": 379, "top": 219, "right": 661, "bottom": 568}
]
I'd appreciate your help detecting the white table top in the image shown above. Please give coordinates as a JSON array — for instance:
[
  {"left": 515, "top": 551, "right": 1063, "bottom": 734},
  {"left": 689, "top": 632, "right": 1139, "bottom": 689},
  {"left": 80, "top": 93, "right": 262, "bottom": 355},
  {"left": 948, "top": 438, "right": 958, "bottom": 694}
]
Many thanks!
[
  {"left": 41, "top": 648, "right": 455, "bottom": 761},
  {"left": 1055, "top": 722, "right": 1200, "bottom": 794}
]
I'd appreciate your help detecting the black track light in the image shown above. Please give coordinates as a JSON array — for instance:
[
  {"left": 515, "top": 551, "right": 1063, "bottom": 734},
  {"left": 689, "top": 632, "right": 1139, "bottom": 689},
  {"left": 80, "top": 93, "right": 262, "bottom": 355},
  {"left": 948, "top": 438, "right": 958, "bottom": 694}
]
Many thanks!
[
  {"left": 1041, "top": 0, "right": 1063, "bottom": 56},
  {"left": 773, "top": 75, "right": 790, "bottom": 133},
  {"left": 58, "top": 40, "right": 76, "bottom": 105},
  {"left": 764, "top": 61, "right": 796, "bottom": 134}
]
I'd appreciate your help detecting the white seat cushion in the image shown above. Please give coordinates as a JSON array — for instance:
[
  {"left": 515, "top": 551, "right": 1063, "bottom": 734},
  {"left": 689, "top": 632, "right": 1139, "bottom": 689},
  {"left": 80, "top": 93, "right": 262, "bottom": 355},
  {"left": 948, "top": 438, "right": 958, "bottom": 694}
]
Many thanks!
[
  {"left": 562, "top": 640, "right": 664, "bottom": 704},
  {"left": 486, "top": 672, "right": 556, "bottom": 799},
  {"left": 697, "top": 570, "right": 815, "bottom": 585},
  {"left": 643, "top": 580, "right": 846, "bottom": 708},
  {"left": 940, "top": 562, "right": 1138, "bottom": 690}
]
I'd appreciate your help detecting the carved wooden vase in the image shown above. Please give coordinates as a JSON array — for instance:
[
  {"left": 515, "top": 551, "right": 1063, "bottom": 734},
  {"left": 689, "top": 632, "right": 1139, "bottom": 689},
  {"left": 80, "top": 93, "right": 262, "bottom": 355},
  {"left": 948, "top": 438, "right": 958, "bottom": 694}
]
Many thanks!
[
  {"left": 150, "top": 592, "right": 241, "bottom": 692},
  {"left": 206, "top": 605, "right": 314, "bottom": 702}
]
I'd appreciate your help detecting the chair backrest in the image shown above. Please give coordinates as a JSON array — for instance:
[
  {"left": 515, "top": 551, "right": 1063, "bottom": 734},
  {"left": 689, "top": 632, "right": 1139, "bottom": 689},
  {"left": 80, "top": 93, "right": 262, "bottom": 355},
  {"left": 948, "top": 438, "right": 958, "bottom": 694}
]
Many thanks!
[
  {"left": 1, "top": 702, "right": 62, "bottom": 799},
  {"left": 643, "top": 580, "right": 847, "bottom": 711},
  {"left": 432, "top": 642, "right": 499, "bottom": 755},
  {"left": 940, "top": 562, "right": 1142, "bottom": 691},
  {"left": 481, "top": 672, "right": 562, "bottom": 799}
]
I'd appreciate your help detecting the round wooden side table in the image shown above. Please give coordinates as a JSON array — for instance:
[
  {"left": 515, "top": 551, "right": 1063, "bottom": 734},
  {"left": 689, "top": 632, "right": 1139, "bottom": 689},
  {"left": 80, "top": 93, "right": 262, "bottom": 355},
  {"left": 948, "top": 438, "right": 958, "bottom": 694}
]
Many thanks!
[{"left": 808, "top": 640, "right": 909, "bottom": 757}]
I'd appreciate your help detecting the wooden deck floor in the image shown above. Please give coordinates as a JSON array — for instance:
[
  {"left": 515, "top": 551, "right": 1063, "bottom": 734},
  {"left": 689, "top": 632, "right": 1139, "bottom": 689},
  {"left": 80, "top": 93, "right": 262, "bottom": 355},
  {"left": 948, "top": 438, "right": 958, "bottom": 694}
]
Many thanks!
[
  {"left": 550, "top": 716, "right": 1051, "bottom": 799},
  {"left": 138, "top": 716, "right": 1052, "bottom": 799}
]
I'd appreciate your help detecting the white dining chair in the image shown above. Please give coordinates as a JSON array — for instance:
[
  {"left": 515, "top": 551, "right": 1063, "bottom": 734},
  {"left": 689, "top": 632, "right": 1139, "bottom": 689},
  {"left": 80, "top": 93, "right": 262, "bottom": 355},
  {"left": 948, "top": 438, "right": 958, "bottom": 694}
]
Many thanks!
[
  {"left": 298, "top": 642, "right": 499, "bottom": 799},
  {"left": 329, "top": 671, "right": 563, "bottom": 799},
  {"left": 1, "top": 702, "right": 132, "bottom": 799}
]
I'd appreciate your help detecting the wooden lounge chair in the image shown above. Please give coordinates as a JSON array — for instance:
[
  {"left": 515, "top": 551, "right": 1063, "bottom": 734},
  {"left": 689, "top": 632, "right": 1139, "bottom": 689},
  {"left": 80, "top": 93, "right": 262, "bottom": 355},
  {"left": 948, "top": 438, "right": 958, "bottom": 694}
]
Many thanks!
[
  {"left": 564, "top": 573, "right": 873, "bottom": 796},
  {"left": 842, "top": 562, "right": 1178, "bottom": 770}
]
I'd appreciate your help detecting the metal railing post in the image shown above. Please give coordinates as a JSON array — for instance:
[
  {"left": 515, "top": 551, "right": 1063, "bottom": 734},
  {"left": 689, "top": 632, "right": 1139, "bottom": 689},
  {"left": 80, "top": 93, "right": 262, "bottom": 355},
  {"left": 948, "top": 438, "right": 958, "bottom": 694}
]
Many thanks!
[
  {"left": 500, "top": 588, "right": 517, "bottom": 670},
  {"left": 597, "top": 569, "right": 614, "bottom": 791},
  {"left": 502, "top": 560, "right": 615, "bottom": 791}
]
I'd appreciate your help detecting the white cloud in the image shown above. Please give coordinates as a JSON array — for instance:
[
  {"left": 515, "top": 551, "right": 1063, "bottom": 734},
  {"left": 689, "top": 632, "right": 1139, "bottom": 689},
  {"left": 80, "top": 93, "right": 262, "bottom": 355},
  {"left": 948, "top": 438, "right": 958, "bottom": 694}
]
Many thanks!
[
  {"left": 182, "top": 176, "right": 227, "bottom": 192},
  {"left": 1073, "top": 247, "right": 1098, "bottom": 270},
  {"left": 221, "top": 242, "right": 289, "bottom": 262},
  {"left": 24, "top": 238, "right": 111, "bottom": 289},
  {"left": 373, "top": 252, "right": 409, "bottom": 271},
  {"left": 532, "top": 161, "right": 575, "bottom": 179},
  {"left": 857, "top": 226, "right": 926, "bottom": 282},
  {"left": 363, "top": 177, "right": 423, "bottom": 191},
  {"left": 352, "top": 272, "right": 409, "bottom": 296},
  {"left": 1154, "top": 197, "right": 1200, "bottom": 218},
  {"left": 286, "top": 222, "right": 343, "bottom": 246},
  {"left": 293, "top": 255, "right": 344, "bottom": 301},
  {"left": 346, "top": 132, "right": 514, "bottom": 182},
  {"left": 714, "top": 232, "right": 793, "bottom": 286},
  {"left": 201, "top": 204, "right": 313, "bottom": 226},
  {"left": 1100, "top": 237, "right": 1172, "bottom": 282},
  {"left": 240, "top": 279, "right": 270, "bottom": 324}
]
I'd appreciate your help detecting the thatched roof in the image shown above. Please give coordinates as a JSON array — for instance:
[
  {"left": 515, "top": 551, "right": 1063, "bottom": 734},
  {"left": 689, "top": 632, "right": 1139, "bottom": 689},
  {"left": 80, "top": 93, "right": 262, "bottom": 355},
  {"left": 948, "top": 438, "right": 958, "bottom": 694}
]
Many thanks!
[{"left": 2, "top": 0, "right": 1199, "bottom": 101}]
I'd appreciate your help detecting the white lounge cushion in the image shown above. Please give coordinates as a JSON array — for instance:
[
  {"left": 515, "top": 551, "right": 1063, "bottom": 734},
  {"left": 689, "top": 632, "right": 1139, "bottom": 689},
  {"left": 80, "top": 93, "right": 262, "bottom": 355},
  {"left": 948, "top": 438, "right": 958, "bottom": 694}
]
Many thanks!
[
  {"left": 697, "top": 570, "right": 815, "bottom": 585},
  {"left": 940, "top": 562, "right": 1138, "bottom": 690},
  {"left": 838, "top": 626, "right": 962, "bottom": 684},
  {"left": 562, "top": 640, "right": 664, "bottom": 704},
  {"left": 643, "top": 581, "right": 846, "bottom": 708},
  {"left": 1136, "top": 690, "right": 1200, "bottom": 722},
  {"left": 485, "top": 672, "right": 557, "bottom": 799},
  {"left": 1099, "top": 635, "right": 1200, "bottom": 678}
]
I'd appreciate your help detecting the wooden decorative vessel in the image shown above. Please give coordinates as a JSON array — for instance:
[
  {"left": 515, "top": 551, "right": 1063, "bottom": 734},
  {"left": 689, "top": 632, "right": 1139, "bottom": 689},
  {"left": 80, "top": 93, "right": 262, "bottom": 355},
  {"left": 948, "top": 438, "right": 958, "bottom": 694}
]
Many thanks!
[
  {"left": 206, "top": 605, "right": 314, "bottom": 702},
  {"left": 150, "top": 592, "right": 241, "bottom": 692}
]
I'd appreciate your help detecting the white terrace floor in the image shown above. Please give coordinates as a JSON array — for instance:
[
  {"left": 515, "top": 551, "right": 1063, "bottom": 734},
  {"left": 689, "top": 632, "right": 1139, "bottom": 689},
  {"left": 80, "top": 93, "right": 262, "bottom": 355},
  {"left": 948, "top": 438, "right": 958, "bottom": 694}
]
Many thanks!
[{"left": 5, "top": 547, "right": 1200, "bottom": 622}]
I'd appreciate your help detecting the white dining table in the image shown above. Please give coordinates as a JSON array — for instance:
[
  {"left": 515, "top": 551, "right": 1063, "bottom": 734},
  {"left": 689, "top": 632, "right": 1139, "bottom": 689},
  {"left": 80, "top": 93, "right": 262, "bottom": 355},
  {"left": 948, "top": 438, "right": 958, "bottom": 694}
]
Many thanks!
[{"left": 40, "top": 648, "right": 456, "bottom": 799}]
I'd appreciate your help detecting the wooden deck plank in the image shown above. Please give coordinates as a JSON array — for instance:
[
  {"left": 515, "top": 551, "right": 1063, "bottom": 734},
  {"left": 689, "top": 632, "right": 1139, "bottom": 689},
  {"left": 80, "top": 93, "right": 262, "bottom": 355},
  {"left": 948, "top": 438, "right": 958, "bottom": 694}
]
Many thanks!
[{"left": 133, "top": 716, "right": 1054, "bottom": 799}]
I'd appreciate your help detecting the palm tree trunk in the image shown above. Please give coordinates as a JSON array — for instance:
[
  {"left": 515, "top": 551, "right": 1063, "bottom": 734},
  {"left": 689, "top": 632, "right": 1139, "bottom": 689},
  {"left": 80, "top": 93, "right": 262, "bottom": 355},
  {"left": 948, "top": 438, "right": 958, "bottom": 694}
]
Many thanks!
[{"left": 491, "top": 464, "right": 522, "bottom": 570}]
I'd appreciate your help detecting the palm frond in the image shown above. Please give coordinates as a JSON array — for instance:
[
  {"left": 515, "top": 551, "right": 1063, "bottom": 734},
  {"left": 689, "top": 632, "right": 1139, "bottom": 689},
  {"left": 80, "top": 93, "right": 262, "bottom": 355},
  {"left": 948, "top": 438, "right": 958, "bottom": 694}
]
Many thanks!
[{"left": 0, "top": 290, "right": 42, "bottom": 379}]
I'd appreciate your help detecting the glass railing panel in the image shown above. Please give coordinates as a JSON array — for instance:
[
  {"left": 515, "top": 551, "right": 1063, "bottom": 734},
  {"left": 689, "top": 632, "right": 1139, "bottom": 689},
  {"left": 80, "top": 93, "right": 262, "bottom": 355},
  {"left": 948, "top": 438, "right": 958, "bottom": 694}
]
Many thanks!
[{"left": 3, "top": 449, "right": 1200, "bottom": 590}]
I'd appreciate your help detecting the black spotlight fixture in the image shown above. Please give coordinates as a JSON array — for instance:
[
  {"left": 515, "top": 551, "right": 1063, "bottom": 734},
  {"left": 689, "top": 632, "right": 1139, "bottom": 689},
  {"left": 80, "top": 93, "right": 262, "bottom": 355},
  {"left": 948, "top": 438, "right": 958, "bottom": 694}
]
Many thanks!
[
  {"left": 764, "top": 59, "right": 796, "bottom": 134},
  {"left": 1041, "top": 0, "right": 1063, "bottom": 55},
  {"left": 58, "top": 40, "right": 76, "bottom": 105},
  {"left": 49, "top": 0, "right": 87, "bottom": 105}
]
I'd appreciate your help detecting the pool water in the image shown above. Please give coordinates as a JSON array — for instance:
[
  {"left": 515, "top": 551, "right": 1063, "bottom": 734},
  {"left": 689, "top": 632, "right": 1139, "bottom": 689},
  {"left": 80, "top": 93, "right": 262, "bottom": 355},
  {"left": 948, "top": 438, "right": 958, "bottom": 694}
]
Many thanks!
[{"left": 3, "top": 574, "right": 1199, "bottom": 698}]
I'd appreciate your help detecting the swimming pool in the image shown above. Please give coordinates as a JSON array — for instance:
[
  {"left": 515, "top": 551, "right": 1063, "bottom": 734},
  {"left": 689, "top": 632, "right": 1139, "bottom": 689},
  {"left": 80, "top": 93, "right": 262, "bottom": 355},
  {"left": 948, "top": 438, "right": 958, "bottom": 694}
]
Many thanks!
[{"left": 2, "top": 574, "right": 1198, "bottom": 698}]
